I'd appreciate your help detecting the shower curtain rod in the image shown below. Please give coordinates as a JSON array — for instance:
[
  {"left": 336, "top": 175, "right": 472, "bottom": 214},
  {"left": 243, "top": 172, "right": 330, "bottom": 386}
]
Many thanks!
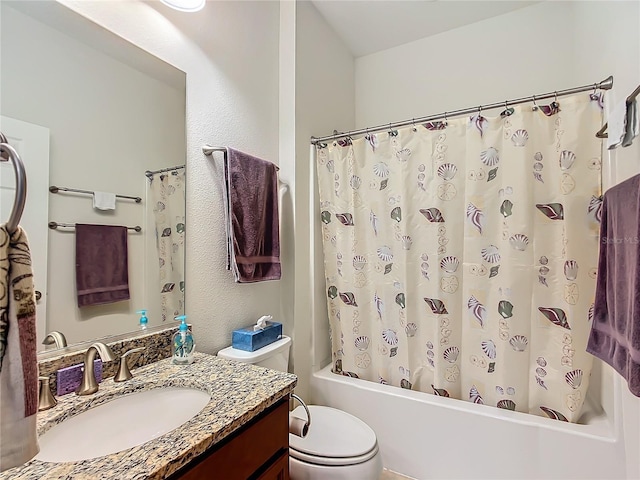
[
  {"left": 145, "top": 164, "right": 185, "bottom": 178},
  {"left": 310, "top": 75, "right": 614, "bottom": 145}
]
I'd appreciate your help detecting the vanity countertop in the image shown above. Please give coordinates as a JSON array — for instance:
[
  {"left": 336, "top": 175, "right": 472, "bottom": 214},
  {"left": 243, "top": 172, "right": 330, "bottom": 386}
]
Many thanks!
[{"left": 1, "top": 353, "right": 297, "bottom": 480}]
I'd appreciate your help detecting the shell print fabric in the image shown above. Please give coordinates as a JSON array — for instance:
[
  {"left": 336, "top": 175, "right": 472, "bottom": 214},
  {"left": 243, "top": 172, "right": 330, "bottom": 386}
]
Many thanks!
[
  {"left": 316, "top": 93, "right": 602, "bottom": 423},
  {"left": 150, "top": 169, "right": 186, "bottom": 322}
]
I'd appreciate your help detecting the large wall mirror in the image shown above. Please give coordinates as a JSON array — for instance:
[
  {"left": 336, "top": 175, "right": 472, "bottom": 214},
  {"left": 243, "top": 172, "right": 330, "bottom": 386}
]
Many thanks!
[{"left": 0, "top": 1, "right": 186, "bottom": 351}]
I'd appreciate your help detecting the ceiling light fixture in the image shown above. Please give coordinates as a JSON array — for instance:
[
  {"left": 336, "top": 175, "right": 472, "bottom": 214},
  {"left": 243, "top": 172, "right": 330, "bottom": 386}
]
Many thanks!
[{"left": 159, "top": 0, "right": 205, "bottom": 13}]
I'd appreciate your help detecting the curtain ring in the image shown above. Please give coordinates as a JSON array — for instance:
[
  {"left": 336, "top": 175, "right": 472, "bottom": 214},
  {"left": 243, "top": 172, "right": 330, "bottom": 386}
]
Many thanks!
[
  {"left": 443, "top": 112, "right": 448, "bottom": 126},
  {"left": 412, "top": 118, "right": 417, "bottom": 132},
  {"left": 554, "top": 91, "right": 558, "bottom": 103},
  {"left": 503, "top": 100, "right": 512, "bottom": 117},
  {"left": 478, "top": 105, "right": 483, "bottom": 114},
  {"left": 532, "top": 94, "right": 539, "bottom": 111}
]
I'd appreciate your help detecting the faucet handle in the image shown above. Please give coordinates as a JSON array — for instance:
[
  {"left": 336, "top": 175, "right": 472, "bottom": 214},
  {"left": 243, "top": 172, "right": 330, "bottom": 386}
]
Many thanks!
[
  {"left": 42, "top": 331, "right": 67, "bottom": 349},
  {"left": 38, "top": 376, "right": 57, "bottom": 411},
  {"left": 114, "top": 347, "right": 145, "bottom": 382}
]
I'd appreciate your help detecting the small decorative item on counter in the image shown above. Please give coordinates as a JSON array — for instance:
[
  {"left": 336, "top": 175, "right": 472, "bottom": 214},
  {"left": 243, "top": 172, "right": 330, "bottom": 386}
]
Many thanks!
[
  {"left": 172, "top": 315, "right": 195, "bottom": 365},
  {"left": 137, "top": 309, "right": 148, "bottom": 330},
  {"left": 232, "top": 315, "right": 283, "bottom": 352}
]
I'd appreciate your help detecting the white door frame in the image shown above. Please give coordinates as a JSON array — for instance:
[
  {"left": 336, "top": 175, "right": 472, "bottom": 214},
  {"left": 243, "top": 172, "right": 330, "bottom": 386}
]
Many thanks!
[{"left": 0, "top": 116, "right": 50, "bottom": 344}]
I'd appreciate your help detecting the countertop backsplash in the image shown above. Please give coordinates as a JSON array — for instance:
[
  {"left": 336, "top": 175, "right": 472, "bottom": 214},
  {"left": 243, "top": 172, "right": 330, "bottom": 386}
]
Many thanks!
[{"left": 38, "top": 325, "right": 178, "bottom": 393}]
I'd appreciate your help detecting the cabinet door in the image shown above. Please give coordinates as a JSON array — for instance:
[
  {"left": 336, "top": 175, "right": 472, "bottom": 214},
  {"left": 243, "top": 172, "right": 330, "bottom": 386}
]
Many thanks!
[
  {"left": 256, "top": 451, "right": 288, "bottom": 480},
  {"left": 172, "top": 399, "right": 289, "bottom": 480}
]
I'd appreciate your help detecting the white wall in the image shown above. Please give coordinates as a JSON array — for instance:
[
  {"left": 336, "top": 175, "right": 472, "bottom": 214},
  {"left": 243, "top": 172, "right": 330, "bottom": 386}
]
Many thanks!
[
  {"left": 1, "top": 3, "right": 185, "bottom": 345},
  {"left": 353, "top": 1, "right": 640, "bottom": 477},
  {"left": 58, "top": 0, "right": 284, "bottom": 355},
  {"left": 355, "top": 1, "right": 578, "bottom": 127},
  {"left": 290, "top": 1, "right": 355, "bottom": 400}
]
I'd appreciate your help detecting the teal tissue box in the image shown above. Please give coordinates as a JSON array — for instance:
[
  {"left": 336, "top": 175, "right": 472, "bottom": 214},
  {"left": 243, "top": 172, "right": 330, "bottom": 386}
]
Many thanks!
[{"left": 232, "top": 321, "right": 282, "bottom": 352}]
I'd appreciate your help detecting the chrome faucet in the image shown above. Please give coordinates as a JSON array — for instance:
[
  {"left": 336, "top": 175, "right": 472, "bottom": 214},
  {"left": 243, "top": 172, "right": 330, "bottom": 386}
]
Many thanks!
[
  {"left": 42, "top": 331, "right": 67, "bottom": 349},
  {"left": 76, "top": 343, "right": 117, "bottom": 396}
]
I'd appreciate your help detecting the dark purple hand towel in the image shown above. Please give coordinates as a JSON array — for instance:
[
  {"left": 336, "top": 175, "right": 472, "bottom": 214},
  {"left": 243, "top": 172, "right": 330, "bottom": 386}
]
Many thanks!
[
  {"left": 224, "top": 148, "right": 281, "bottom": 282},
  {"left": 587, "top": 174, "right": 640, "bottom": 397},
  {"left": 75, "top": 224, "right": 130, "bottom": 307}
]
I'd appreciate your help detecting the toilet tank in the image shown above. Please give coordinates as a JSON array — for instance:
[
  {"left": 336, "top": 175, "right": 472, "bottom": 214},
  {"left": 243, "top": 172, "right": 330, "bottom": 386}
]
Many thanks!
[{"left": 217, "top": 335, "right": 291, "bottom": 372}]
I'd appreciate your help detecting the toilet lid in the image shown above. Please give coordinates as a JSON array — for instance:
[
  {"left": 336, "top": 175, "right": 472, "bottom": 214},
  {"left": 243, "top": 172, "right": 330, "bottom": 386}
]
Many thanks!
[{"left": 289, "top": 406, "right": 377, "bottom": 459}]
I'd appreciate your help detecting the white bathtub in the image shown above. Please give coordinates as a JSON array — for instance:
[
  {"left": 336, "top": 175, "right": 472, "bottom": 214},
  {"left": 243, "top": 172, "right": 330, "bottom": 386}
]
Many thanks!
[{"left": 310, "top": 364, "right": 627, "bottom": 480}]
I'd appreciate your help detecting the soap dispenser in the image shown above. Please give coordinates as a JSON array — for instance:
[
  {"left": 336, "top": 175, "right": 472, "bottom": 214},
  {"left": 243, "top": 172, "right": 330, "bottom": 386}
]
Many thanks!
[
  {"left": 172, "top": 315, "right": 195, "bottom": 365},
  {"left": 137, "top": 310, "right": 148, "bottom": 330}
]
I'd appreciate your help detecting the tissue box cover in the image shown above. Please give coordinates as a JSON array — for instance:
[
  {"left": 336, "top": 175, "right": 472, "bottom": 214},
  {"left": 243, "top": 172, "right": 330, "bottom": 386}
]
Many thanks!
[{"left": 232, "top": 321, "right": 283, "bottom": 352}]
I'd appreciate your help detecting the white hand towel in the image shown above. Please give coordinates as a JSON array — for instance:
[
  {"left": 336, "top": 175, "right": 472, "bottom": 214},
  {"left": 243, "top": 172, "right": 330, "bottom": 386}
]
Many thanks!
[
  {"left": 622, "top": 100, "right": 639, "bottom": 147},
  {"left": 93, "top": 191, "right": 116, "bottom": 210},
  {"left": 607, "top": 99, "right": 628, "bottom": 150}
]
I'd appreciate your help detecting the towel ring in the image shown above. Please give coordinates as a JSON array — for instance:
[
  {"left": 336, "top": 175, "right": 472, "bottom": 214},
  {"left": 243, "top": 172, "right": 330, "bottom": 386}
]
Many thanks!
[{"left": 0, "top": 141, "right": 27, "bottom": 234}]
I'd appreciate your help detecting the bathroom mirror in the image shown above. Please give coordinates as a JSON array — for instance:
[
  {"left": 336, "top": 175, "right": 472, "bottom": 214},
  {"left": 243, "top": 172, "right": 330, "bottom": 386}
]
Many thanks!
[{"left": 0, "top": 1, "right": 186, "bottom": 350}]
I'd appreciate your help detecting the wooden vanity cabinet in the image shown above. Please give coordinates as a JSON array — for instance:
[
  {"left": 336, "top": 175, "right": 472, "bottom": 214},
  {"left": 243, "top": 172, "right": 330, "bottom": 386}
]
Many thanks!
[{"left": 170, "top": 398, "right": 289, "bottom": 480}]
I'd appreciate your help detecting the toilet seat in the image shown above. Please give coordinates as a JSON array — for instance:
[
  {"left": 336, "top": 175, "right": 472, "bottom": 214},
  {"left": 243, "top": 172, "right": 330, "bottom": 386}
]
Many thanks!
[{"left": 289, "top": 405, "right": 379, "bottom": 467}]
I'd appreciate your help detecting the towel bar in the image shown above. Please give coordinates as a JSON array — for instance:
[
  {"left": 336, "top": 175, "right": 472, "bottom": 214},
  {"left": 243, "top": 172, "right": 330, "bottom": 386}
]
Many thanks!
[
  {"left": 48, "top": 222, "right": 142, "bottom": 232},
  {"left": 49, "top": 185, "right": 142, "bottom": 203}
]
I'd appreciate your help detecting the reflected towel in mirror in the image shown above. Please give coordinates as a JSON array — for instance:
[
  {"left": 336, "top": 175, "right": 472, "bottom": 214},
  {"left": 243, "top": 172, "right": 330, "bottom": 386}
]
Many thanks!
[
  {"left": 92, "top": 191, "right": 116, "bottom": 211},
  {"left": 75, "top": 224, "right": 130, "bottom": 307}
]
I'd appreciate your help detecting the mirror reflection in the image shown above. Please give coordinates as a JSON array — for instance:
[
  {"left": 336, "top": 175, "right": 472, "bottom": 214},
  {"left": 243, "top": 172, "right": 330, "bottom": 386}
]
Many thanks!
[{"left": 0, "top": 1, "right": 187, "bottom": 350}]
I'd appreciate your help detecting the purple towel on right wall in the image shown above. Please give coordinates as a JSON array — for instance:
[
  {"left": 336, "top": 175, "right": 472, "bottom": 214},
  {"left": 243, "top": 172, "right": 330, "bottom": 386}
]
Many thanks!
[
  {"left": 587, "top": 174, "right": 640, "bottom": 397},
  {"left": 75, "top": 224, "right": 130, "bottom": 307}
]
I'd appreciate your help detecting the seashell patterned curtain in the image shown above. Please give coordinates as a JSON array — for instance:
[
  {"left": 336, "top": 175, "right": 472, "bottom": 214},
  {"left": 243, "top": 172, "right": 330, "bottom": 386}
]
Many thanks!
[
  {"left": 316, "top": 93, "right": 604, "bottom": 423},
  {"left": 149, "top": 169, "right": 186, "bottom": 322}
]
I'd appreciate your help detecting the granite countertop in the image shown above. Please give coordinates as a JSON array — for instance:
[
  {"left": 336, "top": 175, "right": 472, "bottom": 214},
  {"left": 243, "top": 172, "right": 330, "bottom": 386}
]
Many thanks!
[{"left": 1, "top": 353, "right": 297, "bottom": 480}]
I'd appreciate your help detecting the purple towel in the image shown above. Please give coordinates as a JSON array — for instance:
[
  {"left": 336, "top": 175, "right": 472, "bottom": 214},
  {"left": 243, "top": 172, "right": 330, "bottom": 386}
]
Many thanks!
[
  {"left": 587, "top": 174, "right": 640, "bottom": 397},
  {"left": 223, "top": 148, "right": 281, "bottom": 282},
  {"left": 75, "top": 224, "right": 130, "bottom": 307}
]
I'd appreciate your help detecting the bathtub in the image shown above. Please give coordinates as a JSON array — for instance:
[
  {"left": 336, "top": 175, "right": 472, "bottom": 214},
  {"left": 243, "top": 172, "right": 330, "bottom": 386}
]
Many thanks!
[{"left": 310, "top": 364, "right": 627, "bottom": 480}]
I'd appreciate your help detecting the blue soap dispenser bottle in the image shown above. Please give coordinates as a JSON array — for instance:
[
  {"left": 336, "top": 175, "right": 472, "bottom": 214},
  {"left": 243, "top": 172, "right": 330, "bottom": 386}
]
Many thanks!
[
  {"left": 172, "top": 315, "right": 195, "bottom": 365},
  {"left": 137, "top": 310, "right": 148, "bottom": 330}
]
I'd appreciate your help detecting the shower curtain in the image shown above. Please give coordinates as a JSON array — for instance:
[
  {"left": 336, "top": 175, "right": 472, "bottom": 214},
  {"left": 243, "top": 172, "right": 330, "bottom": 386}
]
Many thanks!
[
  {"left": 149, "top": 169, "right": 185, "bottom": 322},
  {"left": 316, "top": 93, "right": 604, "bottom": 422}
]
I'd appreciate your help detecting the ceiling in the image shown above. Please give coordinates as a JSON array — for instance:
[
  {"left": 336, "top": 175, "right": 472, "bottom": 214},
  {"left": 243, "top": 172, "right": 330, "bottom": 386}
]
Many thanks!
[{"left": 310, "top": 0, "right": 539, "bottom": 57}]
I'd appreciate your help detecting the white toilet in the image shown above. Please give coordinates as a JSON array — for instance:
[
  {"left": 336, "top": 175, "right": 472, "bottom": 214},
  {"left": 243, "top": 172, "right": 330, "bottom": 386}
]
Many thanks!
[{"left": 217, "top": 336, "right": 383, "bottom": 480}]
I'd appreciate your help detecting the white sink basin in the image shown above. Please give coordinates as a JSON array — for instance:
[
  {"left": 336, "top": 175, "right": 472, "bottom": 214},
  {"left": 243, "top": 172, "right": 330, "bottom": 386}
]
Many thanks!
[{"left": 36, "top": 387, "right": 210, "bottom": 463}]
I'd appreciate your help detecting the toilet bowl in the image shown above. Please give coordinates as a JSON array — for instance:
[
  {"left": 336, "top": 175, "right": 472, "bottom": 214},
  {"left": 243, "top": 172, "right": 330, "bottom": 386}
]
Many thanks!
[{"left": 217, "top": 336, "right": 383, "bottom": 480}]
